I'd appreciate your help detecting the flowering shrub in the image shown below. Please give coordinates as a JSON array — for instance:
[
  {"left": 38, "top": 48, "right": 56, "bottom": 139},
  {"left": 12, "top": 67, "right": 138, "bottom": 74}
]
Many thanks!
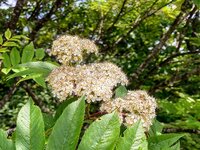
[{"left": 0, "top": 33, "right": 184, "bottom": 150}]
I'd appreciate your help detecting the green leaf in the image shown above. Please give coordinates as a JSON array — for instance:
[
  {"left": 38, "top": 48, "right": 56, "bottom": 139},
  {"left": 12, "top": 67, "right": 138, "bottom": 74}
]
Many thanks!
[
  {"left": 0, "top": 48, "right": 9, "bottom": 53},
  {"left": 7, "top": 68, "right": 44, "bottom": 80},
  {"left": 10, "top": 48, "right": 20, "bottom": 66},
  {"left": 115, "top": 85, "right": 128, "bottom": 98},
  {"left": 54, "top": 97, "right": 77, "bottom": 121},
  {"left": 21, "top": 42, "right": 35, "bottom": 63},
  {"left": 33, "top": 77, "right": 46, "bottom": 88},
  {"left": 7, "top": 61, "right": 57, "bottom": 80},
  {"left": 3, "top": 42, "right": 19, "bottom": 47},
  {"left": 148, "top": 119, "right": 164, "bottom": 137},
  {"left": 5, "top": 29, "right": 12, "bottom": 39},
  {"left": 43, "top": 113, "right": 55, "bottom": 130},
  {"left": 0, "top": 34, "right": 3, "bottom": 45},
  {"left": 0, "top": 129, "right": 15, "bottom": 150},
  {"left": 2, "top": 53, "right": 11, "bottom": 68},
  {"left": 15, "top": 100, "right": 45, "bottom": 150},
  {"left": 18, "top": 61, "right": 58, "bottom": 72},
  {"left": 12, "top": 35, "right": 29, "bottom": 40},
  {"left": 192, "top": 0, "right": 200, "bottom": 8},
  {"left": 169, "top": 142, "right": 180, "bottom": 150},
  {"left": 35, "top": 48, "right": 45, "bottom": 60},
  {"left": 1, "top": 68, "right": 11, "bottom": 74},
  {"left": 78, "top": 112, "right": 120, "bottom": 150},
  {"left": 148, "top": 133, "right": 184, "bottom": 150},
  {"left": 46, "top": 96, "right": 85, "bottom": 150},
  {"left": 116, "top": 121, "right": 147, "bottom": 150},
  {"left": 16, "top": 73, "right": 42, "bottom": 84}
]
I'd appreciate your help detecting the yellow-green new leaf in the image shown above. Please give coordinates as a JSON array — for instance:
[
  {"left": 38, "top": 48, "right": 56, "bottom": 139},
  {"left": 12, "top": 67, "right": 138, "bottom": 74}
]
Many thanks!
[
  {"left": 10, "top": 48, "right": 20, "bottom": 66},
  {"left": 35, "top": 48, "right": 45, "bottom": 60},
  {"left": 15, "top": 100, "right": 45, "bottom": 150},
  {"left": 0, "top": 34, "right": 3, "bottom": 45},
  {"left": 2, "top": 53, "right": 11, "bottom": 68},
  {"left": 5, "top": 29, "right": 12, "bottom": 40},
  {"left": 21, "top": 42, "right": 34, "bottom": 63}
]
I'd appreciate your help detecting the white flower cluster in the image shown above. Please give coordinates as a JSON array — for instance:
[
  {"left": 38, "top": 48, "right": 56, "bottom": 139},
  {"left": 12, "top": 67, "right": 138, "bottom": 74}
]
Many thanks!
[
  {"left": 50, "top": 35, "right": 98, "bottom": 64},
  {"left": 100, "top": 90, "right": 157, "bottom": 130},
  {"left": 47, "top": 34, "right": 157, "bottom": 130},
  {"left": 46, "top": 62, "right": 128, "bottom": 103}
]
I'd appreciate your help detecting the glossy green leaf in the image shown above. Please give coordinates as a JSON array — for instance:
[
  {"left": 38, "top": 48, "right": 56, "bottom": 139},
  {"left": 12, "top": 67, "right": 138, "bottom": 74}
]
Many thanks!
[
  {"left": 0, "top": 34, "right": 3, "bottom": 45},
  {"left": 21, "top": 42, "right": 35, "bottom": 63},
  {"left": 115, "top": 85, "right": 128, "bottom": 98},
  {"left": 46, "top": 96, "right": 85, "bottom": 150},
  {"left": 78, "top": 112, "right": 120, "bottom": 150},
  {"left": 0, "top": 129, "right": 15, "bottom": 150},
  {"left": 3, "top": 42, "right": 19, "bottom": 47},
  {"left": 116, "top": 121, "right": 148, "bottom": 150},
  {"left": 2, "top": 53, "right": 11, "bottom": 68},
  {"left": 15, "top": 100, "right": 45, "bottom": 150},
  {"left": 10, "top": 48, "right": 20, "bottom": 66},
  {"left": 5, "top": 29, "right": 12, "bottom": 39},
  {"left": 148, "top": 133, "right": 184, "bottom": 150},
  {"left": 35, "top": 48, "right": 45, "bottom": 60}
]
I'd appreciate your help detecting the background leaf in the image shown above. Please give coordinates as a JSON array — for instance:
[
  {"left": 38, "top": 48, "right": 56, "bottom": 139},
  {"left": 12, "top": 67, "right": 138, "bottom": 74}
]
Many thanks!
[
  {"left": 192, "top": 0, "right": 200, "bottom": 8},
  {"left": 0, "top": 129, "right": 15, "bottom": 150},
  {"left": 148, "top": 133, "right": 184, "bottom": 150},
  {"left": 0, "top": 34, "right": 3, "bottom": 45}
]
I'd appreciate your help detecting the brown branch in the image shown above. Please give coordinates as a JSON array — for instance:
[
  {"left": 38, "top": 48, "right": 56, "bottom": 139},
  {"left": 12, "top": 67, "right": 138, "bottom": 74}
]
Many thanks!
[
  {"left": 131, "top": 7, "right": 198, "bottom": 88},
  {"left": 101, "top": 0, "right": 175, "bottom": 52},
  {"left": 149, "top": 66, "right": 200, "bottom": 94},
  {"left": 131, "top": 0, "right": 193, "bottom": 80},
  {"left": 0, "top": 82, "right": 18, "bottom": 109},
  {"left": 29, "top": 0, "right": 63, "bottom": 40},
  {"left": 7, "top": 0, "right": 27, "bottom": 30},
  {"left": 163, "top": 128, "right": 200, "bottom": 134},
  {"left": 106, "top": 0, "right": 128, "bottom": 33},
  {"left": 27, "top": 0, "right": 43, "bottom": 21},
  {"left": 142, "top": 50, "right": 200, "bottom": 85},
  {"left": 114, "top": 0, "right": 174, "bottom": 45},
  {"left": 22, "top": 82, "right": 49, "bottom": 112}
]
